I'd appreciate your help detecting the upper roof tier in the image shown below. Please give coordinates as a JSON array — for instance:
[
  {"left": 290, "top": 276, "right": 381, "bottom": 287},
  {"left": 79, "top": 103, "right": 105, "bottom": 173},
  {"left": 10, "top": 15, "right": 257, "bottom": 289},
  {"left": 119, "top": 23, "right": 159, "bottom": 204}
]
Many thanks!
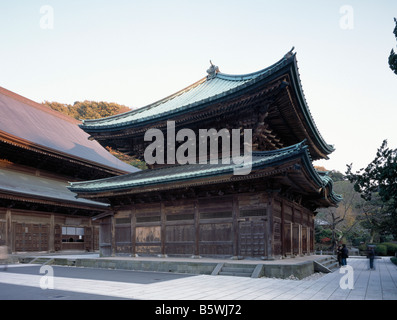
[
  {"left": 0, "top": 86, "right": 138, "bottom": 177},
  {"left": 80, "top": 57, "right": 284, "bottom": 130},
  {"left": 79, "top": 49, "right": 334, "bottom": 160},
  {"left": 79, "top": 49, "right": 299, "bottom": 130}
]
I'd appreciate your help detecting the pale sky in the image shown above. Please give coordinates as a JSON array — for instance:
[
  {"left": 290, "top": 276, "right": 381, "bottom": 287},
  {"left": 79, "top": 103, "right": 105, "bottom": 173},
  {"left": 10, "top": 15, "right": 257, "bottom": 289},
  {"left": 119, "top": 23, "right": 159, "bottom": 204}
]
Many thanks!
[{"left": 0, "top": 0, "right": 396, "bottom": 174}]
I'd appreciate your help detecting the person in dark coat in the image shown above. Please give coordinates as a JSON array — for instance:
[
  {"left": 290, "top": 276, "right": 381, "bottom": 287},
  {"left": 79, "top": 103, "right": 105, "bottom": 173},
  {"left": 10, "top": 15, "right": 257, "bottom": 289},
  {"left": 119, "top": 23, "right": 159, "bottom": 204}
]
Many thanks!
[
  {"left": 341, "top": 244, "right": 348, "bottom": 266},
  {"left": 367, "top": 247, "right": 376, "bottom": 270},
  {"left": 337, "top": 245, "right": 342, "bottom": 267}
]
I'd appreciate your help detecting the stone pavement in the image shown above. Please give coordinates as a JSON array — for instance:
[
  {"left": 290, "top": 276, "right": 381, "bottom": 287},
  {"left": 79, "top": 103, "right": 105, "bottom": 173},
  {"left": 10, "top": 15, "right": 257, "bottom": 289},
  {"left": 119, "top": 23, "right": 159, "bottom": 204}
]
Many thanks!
[{"left": 0, "top": 257, "right": 396, "bottom": 300}]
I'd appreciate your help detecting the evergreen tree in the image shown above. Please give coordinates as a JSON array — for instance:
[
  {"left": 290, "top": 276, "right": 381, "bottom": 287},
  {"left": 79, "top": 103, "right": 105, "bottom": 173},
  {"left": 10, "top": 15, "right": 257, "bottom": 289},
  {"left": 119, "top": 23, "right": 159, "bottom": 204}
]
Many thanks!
[
  {"left": 43, "top": 100, "right": 131, "bottom": 120},
  {"left": 346, "top": 140, "right": 397, "bottom": 238},
  {"left": 389, "top": 18, "right": 397, "bottom": 75}
]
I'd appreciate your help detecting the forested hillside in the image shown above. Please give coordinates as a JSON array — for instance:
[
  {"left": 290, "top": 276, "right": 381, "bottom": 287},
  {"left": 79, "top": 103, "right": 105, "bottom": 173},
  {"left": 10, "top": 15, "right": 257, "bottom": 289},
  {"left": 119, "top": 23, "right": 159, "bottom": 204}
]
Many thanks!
[
  {"left": 44, "top": 100, "right": 147, "bottom": 170},
  {"left": 43, "top": 100, "right": 131, "bottom": 120}
]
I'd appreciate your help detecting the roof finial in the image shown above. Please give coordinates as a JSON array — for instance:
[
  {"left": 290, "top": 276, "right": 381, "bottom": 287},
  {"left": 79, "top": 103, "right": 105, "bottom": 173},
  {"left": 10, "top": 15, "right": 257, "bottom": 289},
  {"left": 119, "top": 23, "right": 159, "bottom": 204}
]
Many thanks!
[
  {"left": 284, "top": 46, "right": 295, "bottom": 59},
  {"left": 206, "top": 60, "right": 219, "bottom": 79}
]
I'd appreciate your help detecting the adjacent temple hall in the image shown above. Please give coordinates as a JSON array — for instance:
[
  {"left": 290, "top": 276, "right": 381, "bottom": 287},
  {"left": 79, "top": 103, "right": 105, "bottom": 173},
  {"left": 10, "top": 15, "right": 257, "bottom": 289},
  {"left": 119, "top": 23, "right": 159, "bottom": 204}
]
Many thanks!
[
  {"left": 70, "top": 49, "right": 341, "bottom": 259},
  {"left": 0, "top": 86, "right": 138, "bottom": 253}
]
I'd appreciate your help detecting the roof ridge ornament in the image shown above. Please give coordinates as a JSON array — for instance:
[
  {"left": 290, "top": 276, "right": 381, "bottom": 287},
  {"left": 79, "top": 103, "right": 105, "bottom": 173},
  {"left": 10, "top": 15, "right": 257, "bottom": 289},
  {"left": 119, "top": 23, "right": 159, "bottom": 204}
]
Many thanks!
[
  {"left": 283, "top": 46, "right": 295, "bottom": 59},
  {"left": 206, "top": 60, "right": 219, "bottom": 79}
]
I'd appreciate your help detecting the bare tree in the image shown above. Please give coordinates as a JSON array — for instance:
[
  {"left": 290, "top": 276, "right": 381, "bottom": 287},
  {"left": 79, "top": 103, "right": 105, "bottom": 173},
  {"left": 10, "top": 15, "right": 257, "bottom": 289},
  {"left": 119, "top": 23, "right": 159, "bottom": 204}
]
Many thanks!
[{"left": 316, "top": 181, "right": 362, "bottom": 251}]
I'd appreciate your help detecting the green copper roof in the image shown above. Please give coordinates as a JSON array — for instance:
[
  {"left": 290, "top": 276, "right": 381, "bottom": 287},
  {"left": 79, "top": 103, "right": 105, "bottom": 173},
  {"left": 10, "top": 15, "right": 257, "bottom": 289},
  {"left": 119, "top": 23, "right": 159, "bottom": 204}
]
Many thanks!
[
  {"left": 79, "top": 50, "right": 295, "bottom": 132},
  {"left": 69, "top": 144, "right": 297, "bottom": 192},
  {"left": 78, "top": 49, "right": 335, "bottom": 160},
  {"left": 68, "top": 141, "right": 342, "bottom": 206}
]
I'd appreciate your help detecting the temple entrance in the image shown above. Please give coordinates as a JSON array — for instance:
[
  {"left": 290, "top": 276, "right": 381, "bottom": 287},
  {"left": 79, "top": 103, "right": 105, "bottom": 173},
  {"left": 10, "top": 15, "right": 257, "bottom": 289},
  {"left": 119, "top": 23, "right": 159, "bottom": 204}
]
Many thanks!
[{"left": 238, "top": 219, "right": 267, "bottom": 257}]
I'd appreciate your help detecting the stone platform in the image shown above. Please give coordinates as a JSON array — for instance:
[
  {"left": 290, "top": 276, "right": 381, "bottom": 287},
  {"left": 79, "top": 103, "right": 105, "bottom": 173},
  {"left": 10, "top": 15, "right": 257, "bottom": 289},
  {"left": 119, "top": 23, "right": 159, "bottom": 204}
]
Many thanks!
[{"left": 14, "top": 252, "right": 337, "bottom": 279}]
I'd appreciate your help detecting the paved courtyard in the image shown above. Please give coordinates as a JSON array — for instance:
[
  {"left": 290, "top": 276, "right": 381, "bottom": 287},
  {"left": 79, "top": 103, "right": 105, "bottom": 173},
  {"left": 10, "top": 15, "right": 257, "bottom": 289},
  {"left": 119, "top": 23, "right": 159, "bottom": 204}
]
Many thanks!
[{"left": 0, "top": 257, "right": 396, "bottom": 300}]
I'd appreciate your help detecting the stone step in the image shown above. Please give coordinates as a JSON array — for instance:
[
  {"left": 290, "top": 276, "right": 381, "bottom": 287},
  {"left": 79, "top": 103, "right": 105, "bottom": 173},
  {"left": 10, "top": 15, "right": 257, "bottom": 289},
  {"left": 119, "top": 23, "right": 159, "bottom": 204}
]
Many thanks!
[
  {"left": 218, "top": 271, "right": 252, "bottom": 277},
  {"left": 217, "top": 263, "right": 256, "bottom": 277},
  {"left": 323, "top": 259, "right": 339, "bottom": 270},
  {"left": 313, "top": 256, "right": 338, "bottom": 273},
  {"left": 30, "top": 257, "right": 54, "bottom": 265},
  {"left": 326, "top": 261, "right": 340, "bottom": 271},
  {"left": 220, "top": 266, "right": 256, "bottom": 273}
]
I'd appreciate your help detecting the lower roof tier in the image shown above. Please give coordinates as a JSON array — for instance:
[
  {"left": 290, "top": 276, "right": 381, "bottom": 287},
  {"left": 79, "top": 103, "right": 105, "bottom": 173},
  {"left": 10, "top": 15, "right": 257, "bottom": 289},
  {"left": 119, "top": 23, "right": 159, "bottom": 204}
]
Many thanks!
[
  {"left": 69, "top": 142, "right": 342, "bottom": 209},
  {"left": 0, "top": 167, "right": 109, "bottom": 216}
]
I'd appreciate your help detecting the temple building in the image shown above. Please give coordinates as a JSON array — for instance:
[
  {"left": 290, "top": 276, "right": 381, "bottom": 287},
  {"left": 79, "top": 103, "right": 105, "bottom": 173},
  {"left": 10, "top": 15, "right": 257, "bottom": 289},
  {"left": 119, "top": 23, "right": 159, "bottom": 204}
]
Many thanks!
[
  {"left": 0, "top": 86, "right": 137, "bottom": 253},
  {"left": 70, "top": 49, "right": 341, "bottom": 259}
]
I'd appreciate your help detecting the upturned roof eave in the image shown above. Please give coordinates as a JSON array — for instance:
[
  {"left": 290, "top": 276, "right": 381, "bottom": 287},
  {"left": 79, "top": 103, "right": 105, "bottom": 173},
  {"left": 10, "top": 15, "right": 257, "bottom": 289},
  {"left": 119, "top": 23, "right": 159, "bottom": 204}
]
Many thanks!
[{"left": 288, "top": 57, "right": 335, "bottom": 156}]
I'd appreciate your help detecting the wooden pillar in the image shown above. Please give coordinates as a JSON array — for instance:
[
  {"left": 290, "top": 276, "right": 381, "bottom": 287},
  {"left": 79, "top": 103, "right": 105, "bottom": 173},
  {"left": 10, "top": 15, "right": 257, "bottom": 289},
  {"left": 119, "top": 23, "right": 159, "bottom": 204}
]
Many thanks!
[
  {"left": 160, "top": 202, "right": 166, "bottom": 257},
  {"left": 88, "top": 218, "right": 94, "bottom": 253},
  {"left": 290, "top": 222, "right": 293, "bottom": 256},
  {"left": 130, "top": 207, "right": 136, "bottom": 257},
  {"left": 307, "top": 226, "right": 310, "bottom": 255},
  {"left": 5, "top": 209, "right": 11, "bottom": 253},
  {"left": 298, "top": 224, "right": 302, "bottom": 256},
  {"left": 299, "top": 208, "right": 303, "bottom": 256},
  {"left": 291, "top": 206, "right": 296, "bottom": 256},
  {"left": 232, "top": 195, "right": 240, "bottom": 258},
  {"left": 266, "top": 194, "right": 274, "bottom": 260},
  {"left": 110, "top": 215, "right": 116, "bottom": 257},
  {"left": 280, "top": 199, "right": 285, "bottom": 257},
  {"left": 193, "top": 199, "right": 200, "bottom": 258},
  {"left": 49, "top": 214, "right": 55, "bottom": 252}
]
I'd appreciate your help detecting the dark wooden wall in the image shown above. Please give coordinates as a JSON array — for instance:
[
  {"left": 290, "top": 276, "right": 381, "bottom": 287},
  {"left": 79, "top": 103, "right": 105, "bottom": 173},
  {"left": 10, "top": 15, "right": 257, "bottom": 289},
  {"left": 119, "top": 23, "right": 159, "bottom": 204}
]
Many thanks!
[
  {"left": 0, "top": 208, "right": 99, "bottom": 253},
  {"left": 106, "top": 192, "right": 315, "bottom": 259}
]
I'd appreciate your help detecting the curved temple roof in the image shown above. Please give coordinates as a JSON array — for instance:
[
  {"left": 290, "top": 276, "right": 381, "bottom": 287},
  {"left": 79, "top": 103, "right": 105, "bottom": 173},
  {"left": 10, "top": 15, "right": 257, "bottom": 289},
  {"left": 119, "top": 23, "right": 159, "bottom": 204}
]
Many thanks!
[
  {"left": 79, "top": 49, "right": 334, "bottom": 159},
  {"left": 79, "top": 56, "right": 285, "bottom": 130},
  {"left": 80, "top": 49, "right": 294, "bottom": 131}
]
